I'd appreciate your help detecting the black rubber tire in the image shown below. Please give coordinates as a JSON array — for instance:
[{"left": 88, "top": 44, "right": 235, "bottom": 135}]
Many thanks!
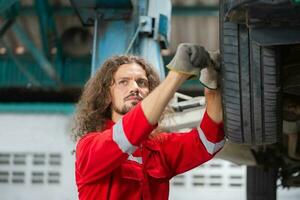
[
  {"left": 220, "top": 0, "right": 282, "bottom": 145},
  {"left": 247, "top": 166, "right": 278, "bottom": 200}
]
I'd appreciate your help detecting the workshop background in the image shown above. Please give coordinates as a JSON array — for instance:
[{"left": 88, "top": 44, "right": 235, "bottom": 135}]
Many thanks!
[{"left": 0, "top": 0, "right": 300, "bottom": 200}]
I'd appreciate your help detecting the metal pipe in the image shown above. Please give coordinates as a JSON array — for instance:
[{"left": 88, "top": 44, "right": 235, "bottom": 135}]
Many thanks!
[
  {"left": 12, "top": 23, "right": 62, "bottom": 86},
  {"left": 0, "top": 18, "right": 15, "bottom": 38},
  {"left": 0, "top": 40, "right": 42, "bottom": 87}
]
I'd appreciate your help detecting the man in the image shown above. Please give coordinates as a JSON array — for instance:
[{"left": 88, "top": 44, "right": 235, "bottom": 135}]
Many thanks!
[{"left": 73, "top": 43, "right": 225, "bottom": 200}]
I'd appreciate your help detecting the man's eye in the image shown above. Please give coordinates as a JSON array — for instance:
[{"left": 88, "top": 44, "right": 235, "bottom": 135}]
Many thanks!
[
  {"left": 118, "top": 80, "right": 128, "bottom": 85},
  {"left": 137, "top": 79, "right": 149, "bottom": 87}
]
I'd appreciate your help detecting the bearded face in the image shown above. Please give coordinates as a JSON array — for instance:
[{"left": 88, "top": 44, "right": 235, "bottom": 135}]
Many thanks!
[{"left": 109, "top": 63, "right": 149, "bottom": 119}]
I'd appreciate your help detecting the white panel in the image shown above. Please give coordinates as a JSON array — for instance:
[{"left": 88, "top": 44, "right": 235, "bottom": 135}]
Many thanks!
[
  {"left": 170, "top": 159, "right": 300, "bottom": 200},
  {"left": 0, "top": 113, "right": 77, "bottom": 200}
]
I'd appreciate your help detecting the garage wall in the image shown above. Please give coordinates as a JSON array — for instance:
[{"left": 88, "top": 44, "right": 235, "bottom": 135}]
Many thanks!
[{"left": 0, "top": 113, "right": 77, "bottom": 200}]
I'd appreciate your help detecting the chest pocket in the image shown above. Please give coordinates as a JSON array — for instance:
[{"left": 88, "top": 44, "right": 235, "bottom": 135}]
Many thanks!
[
  {"left": 145, "top": 150, "right": 171, "bottom": 179},
  {"left": 119, "top": 161, "right": 143, "bottom": 181}
]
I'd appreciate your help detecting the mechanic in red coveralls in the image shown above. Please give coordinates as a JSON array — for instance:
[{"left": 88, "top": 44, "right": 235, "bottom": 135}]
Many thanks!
[{"left": 73, "top": 43, "right": 224, "bottom": 200}]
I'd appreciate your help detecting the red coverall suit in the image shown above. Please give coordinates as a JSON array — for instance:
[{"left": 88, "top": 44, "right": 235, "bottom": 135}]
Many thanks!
[{"left": 75, "top": 103, "right": 225, "bottom": 200}]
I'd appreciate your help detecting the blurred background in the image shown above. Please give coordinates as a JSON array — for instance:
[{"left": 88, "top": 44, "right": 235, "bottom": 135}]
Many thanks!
[{"left": 0, "top": 0, "right": 299, "bottom": 199}]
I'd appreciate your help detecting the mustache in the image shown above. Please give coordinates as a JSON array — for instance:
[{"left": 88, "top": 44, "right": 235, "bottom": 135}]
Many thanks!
[{"left": 124, "top": 93, "right": 143, "bottom": 101}]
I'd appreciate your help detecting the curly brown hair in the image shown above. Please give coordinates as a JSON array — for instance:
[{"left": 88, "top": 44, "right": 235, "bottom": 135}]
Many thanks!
[{"left": 72, "top": 55, "right": 161, "bottom": 141}]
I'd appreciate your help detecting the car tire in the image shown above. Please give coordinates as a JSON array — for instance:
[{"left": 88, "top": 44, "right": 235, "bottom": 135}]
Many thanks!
[{"left": 219, "top": 0, "right": 282, "bottom": 144}]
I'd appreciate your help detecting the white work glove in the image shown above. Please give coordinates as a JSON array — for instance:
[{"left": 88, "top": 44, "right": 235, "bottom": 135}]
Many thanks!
[{"left": 199, "top": 50, "right": 220, "bottom": 90}]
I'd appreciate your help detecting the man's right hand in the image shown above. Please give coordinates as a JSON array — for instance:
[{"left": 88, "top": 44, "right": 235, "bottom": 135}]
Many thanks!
[
  {"left": 199, "top": 50, "right": 221, "bottom": 90},
  {"left": 166, "top": 43, "right": 211, "bottom": 79}
]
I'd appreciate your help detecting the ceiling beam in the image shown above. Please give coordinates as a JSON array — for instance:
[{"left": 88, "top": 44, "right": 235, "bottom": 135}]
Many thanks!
[
  {"left": 0, "top": 5, "right": 219, "bottom": 17},
  {"left": 172, "top": 5, "right": 218, "bottom": 16}
]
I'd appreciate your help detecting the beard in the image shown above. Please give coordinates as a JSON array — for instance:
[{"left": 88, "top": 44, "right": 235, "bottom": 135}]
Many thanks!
[{"left": 112, "top": 101, "right": 139, "bottom": 115}]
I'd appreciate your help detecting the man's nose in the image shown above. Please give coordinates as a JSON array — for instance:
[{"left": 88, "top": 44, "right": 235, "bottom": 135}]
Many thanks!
[{"left": 129, "top": 80, "right": 140, "bottom": 92}]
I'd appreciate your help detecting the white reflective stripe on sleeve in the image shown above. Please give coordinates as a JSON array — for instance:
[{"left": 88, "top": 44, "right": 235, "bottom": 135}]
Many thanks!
[
  {"left": 113, "top": 119, "right": 137, "bottom": 154},
  {"left": 128, "top": 155, "right": 142, "bottom": 164},
  {"left": 197, "top": 126, "right": 225, "bottom": 155}
]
